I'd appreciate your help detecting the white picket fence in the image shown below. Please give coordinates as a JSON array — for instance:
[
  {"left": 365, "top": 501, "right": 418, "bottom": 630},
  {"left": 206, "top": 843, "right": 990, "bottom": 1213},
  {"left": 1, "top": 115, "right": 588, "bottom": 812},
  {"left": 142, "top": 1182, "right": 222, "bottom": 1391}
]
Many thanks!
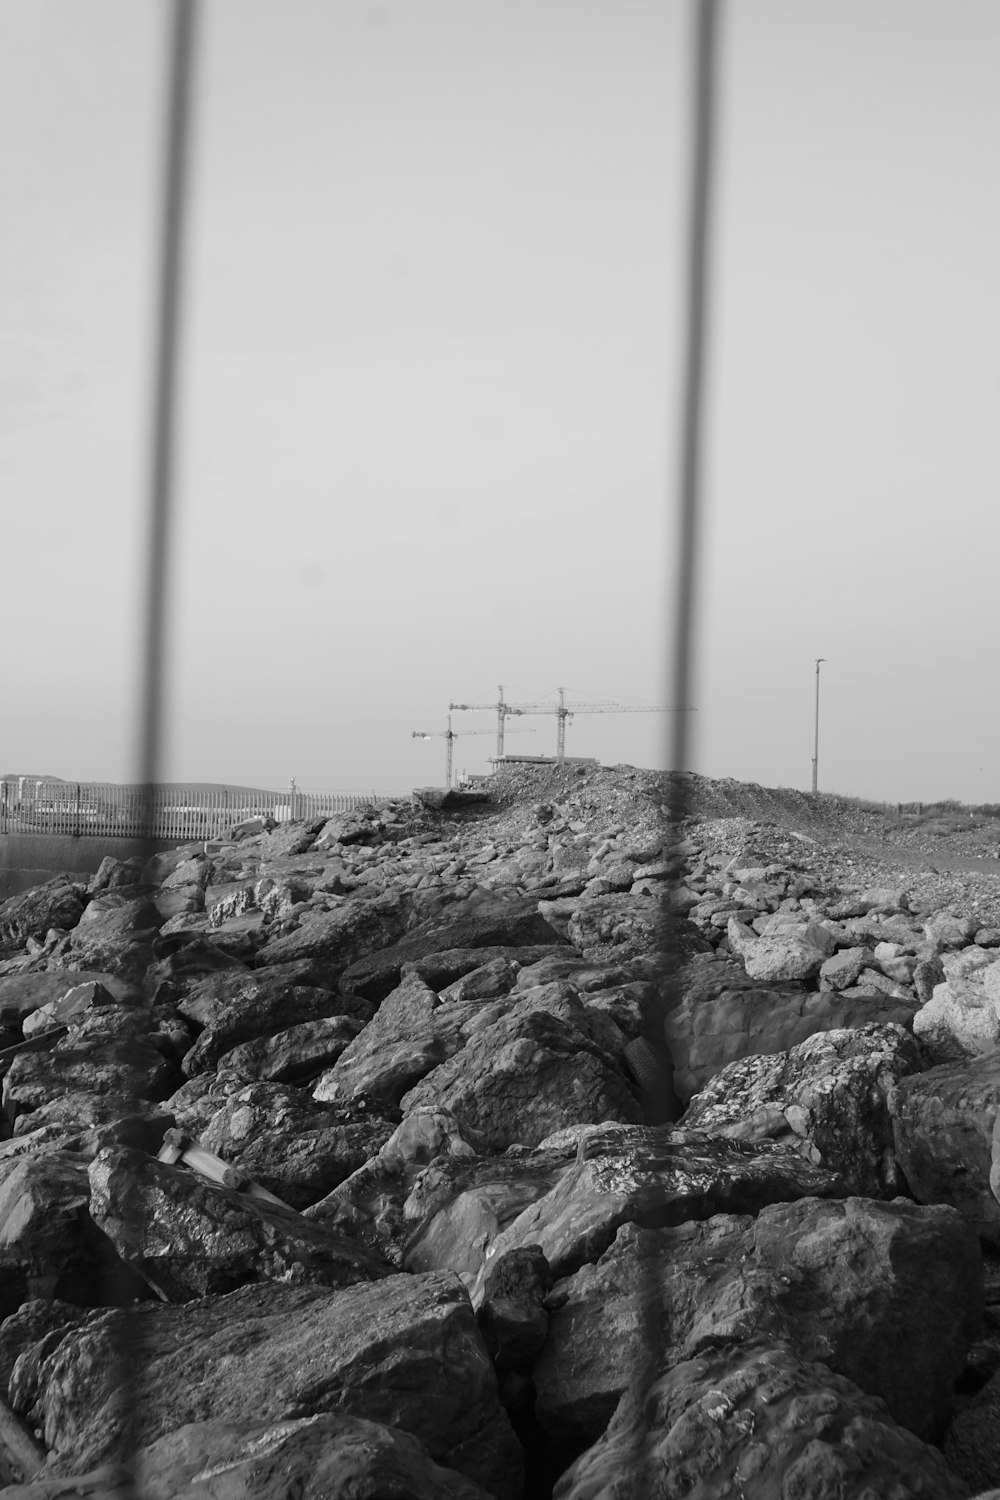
[{"left": 0, "top": 778, "right": 399, "bottom": 841}]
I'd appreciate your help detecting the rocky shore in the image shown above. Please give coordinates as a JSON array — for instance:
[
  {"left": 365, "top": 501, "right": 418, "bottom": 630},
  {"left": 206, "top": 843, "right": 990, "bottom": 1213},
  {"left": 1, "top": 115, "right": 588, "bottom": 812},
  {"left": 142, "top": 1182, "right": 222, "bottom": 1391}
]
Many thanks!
[{"left": 0, "top": 764, "right": 998, "bottom": 1495}]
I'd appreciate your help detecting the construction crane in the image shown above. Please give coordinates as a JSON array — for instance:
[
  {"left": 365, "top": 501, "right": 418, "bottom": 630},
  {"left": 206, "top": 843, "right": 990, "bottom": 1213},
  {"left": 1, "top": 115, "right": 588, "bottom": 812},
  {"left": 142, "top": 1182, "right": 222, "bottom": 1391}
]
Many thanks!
[
  {"left": 412, "top": 713, "right": 534, "bottom": 789},
  {"left": 451, "top": 686, "right": 694, "bottom": 761},
  {"left": 449, "top": 685, "right": 528, "bottom": 758}
]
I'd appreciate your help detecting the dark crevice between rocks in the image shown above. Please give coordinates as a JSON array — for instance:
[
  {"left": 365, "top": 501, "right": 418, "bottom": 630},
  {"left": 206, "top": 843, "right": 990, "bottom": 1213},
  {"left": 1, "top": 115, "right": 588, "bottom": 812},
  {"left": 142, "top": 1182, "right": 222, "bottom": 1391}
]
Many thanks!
[{"left": 505, "top": 1400, "right": 565, "bottom": 1500}]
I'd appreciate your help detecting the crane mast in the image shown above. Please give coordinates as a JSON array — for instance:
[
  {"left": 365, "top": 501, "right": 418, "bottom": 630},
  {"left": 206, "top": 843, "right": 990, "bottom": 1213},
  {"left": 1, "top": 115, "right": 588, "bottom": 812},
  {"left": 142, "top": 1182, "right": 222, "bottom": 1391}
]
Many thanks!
[
  {"left": 449, "top": 685, "right": 527, "bottom": 758},
  {"left": 413, "top": 712, "right": 534, "bottom": 787}
]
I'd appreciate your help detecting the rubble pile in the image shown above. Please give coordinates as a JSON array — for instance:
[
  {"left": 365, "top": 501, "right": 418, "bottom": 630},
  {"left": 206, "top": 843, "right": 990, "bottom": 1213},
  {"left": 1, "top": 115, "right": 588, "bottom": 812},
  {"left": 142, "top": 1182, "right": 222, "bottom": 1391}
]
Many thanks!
[{"left": 0, "top": 767, "right": 997, "bottom": 1495}]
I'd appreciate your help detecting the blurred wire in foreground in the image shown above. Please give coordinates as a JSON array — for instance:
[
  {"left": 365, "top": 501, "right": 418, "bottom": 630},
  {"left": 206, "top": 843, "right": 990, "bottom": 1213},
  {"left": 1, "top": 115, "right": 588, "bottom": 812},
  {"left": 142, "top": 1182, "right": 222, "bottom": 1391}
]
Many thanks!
[
  {"left": 668, "top": 0, "right": 719, "bottom": 800},
  {"left": 632, "top": 0, "right": 722, "bottom": 1486},
  {"left": 139, "top": 0, "right": 197, "bottom": 801},
  {"left": 113, "top": 0, "right": 198, "bottom": 1485},
  {"left": 634, "top": 0, "right": 721, "bottom": 1123}
]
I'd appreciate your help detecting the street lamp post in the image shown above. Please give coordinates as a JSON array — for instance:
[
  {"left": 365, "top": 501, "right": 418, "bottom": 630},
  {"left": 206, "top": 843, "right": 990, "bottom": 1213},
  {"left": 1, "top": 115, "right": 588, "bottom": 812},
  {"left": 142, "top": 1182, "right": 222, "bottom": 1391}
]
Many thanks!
[{"left": 811, "top": 658, "right": 826, "bottom": 796}]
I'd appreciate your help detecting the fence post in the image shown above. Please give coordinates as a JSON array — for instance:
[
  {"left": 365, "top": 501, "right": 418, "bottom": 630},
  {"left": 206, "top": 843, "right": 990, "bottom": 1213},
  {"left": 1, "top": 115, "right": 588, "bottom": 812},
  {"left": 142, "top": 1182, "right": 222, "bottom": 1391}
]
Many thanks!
[{"left": 289, "top": 777, "right": 298, "bottom": 822}]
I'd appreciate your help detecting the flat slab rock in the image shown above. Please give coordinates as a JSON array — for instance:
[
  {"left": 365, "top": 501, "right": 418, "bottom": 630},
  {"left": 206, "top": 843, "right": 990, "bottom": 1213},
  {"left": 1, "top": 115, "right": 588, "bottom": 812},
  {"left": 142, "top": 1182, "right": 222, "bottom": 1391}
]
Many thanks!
[
  {"left": 14, "top": 1274, "right": 522, "bottom": 1498},
  {"left": 553, "top": 1339, "right": 969, "bottom": 1500},
  {"left": 177, "top": 962, "right": 372, "bottom": 1077},
  {"left": 338, "top": 892, "right": 569, "bottom": 1002},
  {"left": 2, "top": 1034, "right": 177, "bottom": 1126},
  {"left": 469, "top": 1121, "right": 845, "bottom": 1295},
  {"left": 0, "top": 973, "right": 137, "bottom": 1028}
]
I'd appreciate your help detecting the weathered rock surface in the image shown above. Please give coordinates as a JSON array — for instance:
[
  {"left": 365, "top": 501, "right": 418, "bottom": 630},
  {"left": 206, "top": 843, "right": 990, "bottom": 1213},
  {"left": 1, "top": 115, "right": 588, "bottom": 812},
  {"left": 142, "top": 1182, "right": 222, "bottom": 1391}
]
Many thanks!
[
  {"left": 553, "top": 1339, "right": 969, "bottom": 1500},
  {"left": 534, "top": 1194, "right": 981, "bottom": 1450},
  {"left": 213, "top": 1013, "right": 364, "bottom": 1084},
  {"left": 891, "top": 1050, "right": 1000, "bottom": 1242},
  {"left": 250, "top": 890, "right": 412, "bottom": 974},
  {"left": 471, "top": 1122, "right": 845, "bottom": 1291},
  {"left": 2, "top": 1031, "right": 177, "bottom": 1127},
  {"left": 726, "top": 913, "right": 836, "bottom": 982},
  {"left": 339, "top": 892, "right": 569, "bottom": 1002},
  {"left": 399, "top": 1005, "right": 642, "bottom": 1152},
  {"left": 0, "top": 879, "right": 86, "bottom": 954},
  {"left": 14, "top": 1275, "right": 522, "bottom": 1496},
  {"left": 66, "top": 894, "right": 163, "bottom": 980},
  {"left": 0, "top": 1415, "right": 496, "bottom": 1498},
  {"left": 198, "top": 1081, "right": 394, "bottom": 1207},
  {"left": 681, "top": 1022, "right": 924, "bottom": 1195},
  {"left": 87, "top": 1145, "right": 390, "bottom": 1299},
  {"left": 313, "top": 971, "right": 449, "bottom": 1109},
  {"left": 0, "top": 1154, "right": 122, "bottom": 1319},
  {"left": 914, "top": 965, "right": 1000, "bottom": 1062},
  {"left": 2, "top": 771, "right": 1000, "bottom": 1494},
  {"left": 177, "top": 961, "right": 372, "bottom": 1076},
  {"left": 664, "top": 954, "right": 917, "bottom": 1102},
  {"left": 0, "top": 973, "right": 136, "bottom": 1030}
]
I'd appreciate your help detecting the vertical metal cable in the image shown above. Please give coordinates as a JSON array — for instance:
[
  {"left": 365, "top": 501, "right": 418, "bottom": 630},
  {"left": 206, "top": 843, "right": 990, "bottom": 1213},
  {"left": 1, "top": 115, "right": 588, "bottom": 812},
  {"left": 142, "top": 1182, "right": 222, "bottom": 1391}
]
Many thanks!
[
  {"left": 634, "top": 0, "right": 722, "bottom": 1482},
  {"left": 139, "top": 0, "right": 197, "bottom": 803},
  {"left": 111, "top": 1, "right": 197, "bottom": 1484},
  {"left": 641, "top": 0, "right": 721, "bottom": 1122},
  {"left": 667, "top": 0, "right": 719, "bottom": 800}
]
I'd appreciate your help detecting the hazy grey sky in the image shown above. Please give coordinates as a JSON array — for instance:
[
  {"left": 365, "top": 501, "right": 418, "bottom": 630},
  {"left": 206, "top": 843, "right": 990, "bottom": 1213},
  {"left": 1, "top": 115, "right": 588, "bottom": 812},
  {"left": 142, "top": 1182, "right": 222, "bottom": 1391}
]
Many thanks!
[{"left": 3, "top": 1, "right": 999, "bottom": 802}]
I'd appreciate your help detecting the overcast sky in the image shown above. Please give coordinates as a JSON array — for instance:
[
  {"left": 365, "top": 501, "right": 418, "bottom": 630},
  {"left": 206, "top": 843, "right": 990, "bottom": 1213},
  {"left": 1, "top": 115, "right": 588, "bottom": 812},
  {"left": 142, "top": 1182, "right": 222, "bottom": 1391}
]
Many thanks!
[{"left": 3, "top": 1, "right": 999, "bottom": 802}]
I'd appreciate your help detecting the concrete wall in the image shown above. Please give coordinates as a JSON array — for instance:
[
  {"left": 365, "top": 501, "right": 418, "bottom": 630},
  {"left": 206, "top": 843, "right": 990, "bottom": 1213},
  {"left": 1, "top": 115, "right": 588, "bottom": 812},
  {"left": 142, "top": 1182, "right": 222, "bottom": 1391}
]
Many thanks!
[{"left": 0, "top": 833, "right": 191, "bottom": 902}]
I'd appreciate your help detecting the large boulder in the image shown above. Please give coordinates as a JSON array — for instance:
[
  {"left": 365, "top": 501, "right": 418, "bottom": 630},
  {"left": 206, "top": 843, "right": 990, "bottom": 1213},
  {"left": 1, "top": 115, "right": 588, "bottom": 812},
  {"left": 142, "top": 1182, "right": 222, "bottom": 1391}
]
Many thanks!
[
  {"left": 0, "top": 1153, "right": 125, "bottom": 1319},
  {"left": 726, "top": 914, "right": 836, "bottom": 983},
  {"left": 313, "top": 972, "right": 449, "bottom": 1110},
  {"left": 87, "top": 1146, "right": 390, "bottom": 1300},
  {"left": 401, "top": 1150, "right": 577, "bottom": 1283},
  {"left": 913, "top": 966, "right": 1000, "bottom": 1063},
  {"left": 305, "top": 1106, "right": 488, "bottom": 1264},
  {"left": 250, "top": 890, "right": 412, "bottom": 975},
  {"left": 338, "top": 893, "right": 569, "bottom": 1003},
  {"left": 944, "top": 1364, "right": 1000, "bottom": 1496},
  {"left": 891, "top": 1051, "right": 1000, "bottom": 1242},
  {"left": 131, "top": 1414, "right": 496, "bottom": 1499},
  {"left": 0, "top": 1416, "right": 494, "bottom": 1500},
  {"left": 2, "top": 1029, "right": 178, "bottom": 1127},
  {"left": 664, "top": 954, "right": 917, "bottom": 1103},
  {"left": 681, "top": 1022, "right": 924, "bottom": 1196},
  {"left": 534, "top": 1195, "right": 982, "bottom": 1451},
  {"left": 553, "top": 1339, "right": 969, "bottom": 1500},
  {"left": 213, "top": 1014, "right": 365, "bottom": 1086},
  {"left": 66, "top": 893, "right": 164, "bottom": 979},
  {"left": 399, "top": 1005, "right": 642, "bottom": 1152},
  {"left": 198, "top": 1081, "right": 395, "bottom": 1208},
  {"left": 564, "top": 893, "right": 663, "bottom": 962},
  {"left": 0, "top": 877, "right": 86, "bottom": 952},
  {"left": 0, "top": 973, "right": 137, "bottom": 1030},
  {"left": 14, "top": 1275, "right": 523, "bottom": 1498},
  {"left": 180, "top": 964, "right": 372, "bottom": 1077},
  {"left": 396, "top": 945, "right": 574, "bottom": 999},
  {"left": 257, "top": 817, "right": 328, "bottom": 860}
]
